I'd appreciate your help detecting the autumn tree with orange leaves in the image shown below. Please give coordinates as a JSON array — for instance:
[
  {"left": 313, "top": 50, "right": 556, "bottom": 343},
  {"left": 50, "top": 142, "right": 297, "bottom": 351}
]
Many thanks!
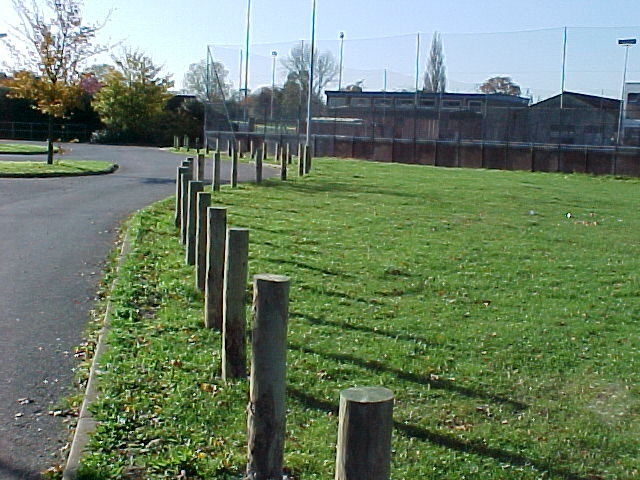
[{"left": 7, "top": 0, "right": 108, "bottom": 163}]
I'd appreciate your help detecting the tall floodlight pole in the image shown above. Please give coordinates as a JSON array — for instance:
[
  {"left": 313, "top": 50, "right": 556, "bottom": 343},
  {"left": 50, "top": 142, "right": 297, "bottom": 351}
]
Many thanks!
[
  {"left": 617, "top": 38, "right": 636, "bottom": 146},
  {"left": 338, "top": 32, "right": 345, "bottom": 91},
  {"left": 305, "top": 0, "right": 317, "bottom": 149},
  {"left": 243, "top": 0, "right": 252, "bottom": 124},
  {"left": 271, "top": 51, "right": 277, "bottom": 121},
  {"left": 560, "top": 27, "right": 567, "bottom": 109}
]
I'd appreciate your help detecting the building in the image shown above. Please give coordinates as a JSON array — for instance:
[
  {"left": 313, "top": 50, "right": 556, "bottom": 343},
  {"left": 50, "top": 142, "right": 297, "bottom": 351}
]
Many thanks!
[
  {"left": 621, "top": 82, "right": 640, "bottom": 145},
  {"left": 321, "top": 90, "right": 531, "bottom": 142},
  {"left": 527, "top": 92, "right": 620, "bottom": 146}
]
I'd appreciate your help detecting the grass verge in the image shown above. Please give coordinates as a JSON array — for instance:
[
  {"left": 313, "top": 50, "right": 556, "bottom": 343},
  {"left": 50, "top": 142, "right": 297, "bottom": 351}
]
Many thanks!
[
  {"left": 0, "top": 160, "right": 117, "bottom": 177},
  {"left": 0, "top": 142, "right": 52, "bottom": 154},
  {"left": 76, "top": 159, "right": 639, "bottom": 479}
]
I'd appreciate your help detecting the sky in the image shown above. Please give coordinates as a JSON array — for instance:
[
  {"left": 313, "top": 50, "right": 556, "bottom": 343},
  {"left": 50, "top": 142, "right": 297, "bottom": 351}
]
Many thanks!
[{"left": 2, "top": 0, "right": 640, "bottom": 101}]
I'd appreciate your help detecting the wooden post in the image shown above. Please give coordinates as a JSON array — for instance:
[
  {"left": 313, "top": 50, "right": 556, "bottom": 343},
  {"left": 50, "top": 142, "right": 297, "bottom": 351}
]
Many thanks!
[
  {"left": 204, "top": 207, "right": 227, "bottom": 330},
  {"left": 197, "top": 153, "right": 205, "bottom": 181},
  {"left": 180, "top": 171, "right": 191, "bottom": 244},
  {"left": 222, "top": 228, "right": 249, "bottom": 379},
  {"left": 175, "top": 165, "right": 188, "bottom": 228},
  {"left": 287, "top": 143, "right": 292, "bottom": 164},
  {"left": 280, "top": 149, "right": 287, "bottom": 181},
  {"left": 304, "top": 144, "right": 312, "bottom": 174},
  {"left": 185, "top": 181, "right": 204, "bottom": 265},
  {"left": 185, "top": 156, "right": 194, "bottom": 179},
  {"left": 256, "top": 148, "right": 263, "bottom": 184},
  {"left": 263, "top": 143, "right": 268, "bottom": 161},
  {"left": 335, "top": 387, "right": 394, "bottom": 480},
  {"left": 298, "top": 143, "right": 305, "bottom": 176},
  {"left": 213, "top": 151, "right": 221, "bottom": 192},
  {"left": 231, "top": 148, "right": 239, "bottom": 188},
  {"left": 195, "top": 191, "right": 211, "bottom": 291},
  {"left": 247, "top": 274, "right": 290, "bottom": 480},
  {"left": 228, "top": 139, "right": 232, "bottom": 156}
]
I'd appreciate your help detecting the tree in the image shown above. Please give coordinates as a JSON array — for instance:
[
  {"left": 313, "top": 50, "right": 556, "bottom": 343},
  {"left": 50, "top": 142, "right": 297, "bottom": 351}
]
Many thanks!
[
  {"left": 423, "top": 32, "right": 446, "bottom": 93},
  {"left": 183, "top": 59, "right": 231, "bottom": 101},
  {"left": 281, "top": 43, "right": 338, "bottom": 105},
  {"left": 92, "top": 48, "right": 173, "bottom": 143},
  {"left": 7, "top": 0, "right": 108, "bottom": 163},
  {"left": 479, "top": 76, "right": 522, "bottom": 96}
]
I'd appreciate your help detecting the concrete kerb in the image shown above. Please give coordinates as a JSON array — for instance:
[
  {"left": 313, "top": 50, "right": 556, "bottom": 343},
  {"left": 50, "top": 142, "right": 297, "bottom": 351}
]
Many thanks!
[{"left": 62, "top": 229, "right": 132, "bottom": 480}]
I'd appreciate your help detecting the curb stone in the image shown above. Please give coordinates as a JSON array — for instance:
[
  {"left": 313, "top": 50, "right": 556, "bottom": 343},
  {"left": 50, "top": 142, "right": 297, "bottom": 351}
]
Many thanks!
[{"left": 62, "top": 230, "right": 132, "bottom": 479}]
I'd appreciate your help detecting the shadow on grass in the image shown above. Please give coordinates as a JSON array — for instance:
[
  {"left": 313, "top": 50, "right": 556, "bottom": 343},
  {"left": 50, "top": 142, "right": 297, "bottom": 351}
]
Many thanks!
[
  {"left": 287, "top": 387, "right": 588, "bottom": 480},
  {"left": 264, "top": 256, "right": 355, "bottom": 279},
  {"left": 288, "top": 342, "right": 527, "bottom": 412}
]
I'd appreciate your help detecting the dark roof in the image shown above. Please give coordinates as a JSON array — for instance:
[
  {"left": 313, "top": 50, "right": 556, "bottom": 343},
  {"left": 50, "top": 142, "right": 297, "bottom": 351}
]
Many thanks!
[
  {"left": 531, "top": 91, "right": 620, "bottom": 110},
  {"left": 325, "top": 90, "right": 530, "bottom": 105}
]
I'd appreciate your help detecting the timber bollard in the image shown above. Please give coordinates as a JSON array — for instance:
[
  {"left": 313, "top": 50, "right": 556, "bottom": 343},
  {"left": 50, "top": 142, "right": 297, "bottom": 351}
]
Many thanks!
[
  {"left": 197, "top": 153, "right": 205, "bottom": 181},
  {"left": 304, "top": 144, "right": 312, "bottom": 174},
  {"left": 287, "top": 143, "right": 292, "bottom": 164},
  {"left": 185, "top": 181, "right": 204, "bottom": 265},
  {"left": 195, "top": 191, "right": 211, "bottom": 291},
  {"left": 231, "top": 148, "right": 239, "bottom": 188},
  {"left": 280, "top": 149, "right": 287, "bottom": 181},
  {"left": 247, "top": 274, "right": 290, "bottom": 480},
  {"left": 180, "top": 170, "right": 191, "bottom": 244},
  {"left": 335, "top": 386, "right": 394, "bottom": 480},
  {"left": 222, "top": 228, "right": 249, "bottom": 380},
  {"left": 213, "top": 151, "right": 221, "bottom": 192},
  {"left": 256, "top": 148, "right": 263, "bottom": 184},
  {"left": 298, "top": 143, "right": 304, "bottom": 176},
  {"left": 175, "top": 165, "right": 189, "bottom": 228},
  {"left": 204, "top": 207, "right": 227, "bottom": 330}
]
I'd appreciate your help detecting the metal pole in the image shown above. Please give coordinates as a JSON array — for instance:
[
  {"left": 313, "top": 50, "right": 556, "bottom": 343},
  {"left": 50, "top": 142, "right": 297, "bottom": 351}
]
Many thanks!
[
  {"left": 243, "top": 0, "right": 251, "bottom": 123},
  {"left": 560, "top": 27, "right": 567, "bottom": 109},
  {"left": 305, "top": 0, "right": 317, "bottom": 149},
  {"left": 338, "top": 32, "right": 345, "bottom": 91},
  {"left": 616, "top": 40, "right": 635, "bottom": 145},
  {"left": 271, "top": 51, "right": 277, "bottom": 121}
]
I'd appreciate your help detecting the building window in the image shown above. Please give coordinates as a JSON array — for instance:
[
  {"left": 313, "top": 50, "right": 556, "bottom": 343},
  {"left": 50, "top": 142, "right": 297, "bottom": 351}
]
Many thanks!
[
  {"left": 419, "top": 98, "right": 435, "bottom": 108},
  {"left": 442, "top": 99, "right": 462, "bottom": 108},
  {"left": 350, "top": 97, "right": 371, "bottom": 108},
  {"left": 627, "top": 93, "right": 640, "bottom": 103},
  {"left": 374, "top": 98, "right": 393, "bottom": 107},
  {"left": 468, "top": 100, "right": 483, "bottom": 113},
  {"left": 328, "top": 96, "right": 347, "bottom": 108},
  {"left": 396, "top": 98, "right": 415, "bottom": 108}
]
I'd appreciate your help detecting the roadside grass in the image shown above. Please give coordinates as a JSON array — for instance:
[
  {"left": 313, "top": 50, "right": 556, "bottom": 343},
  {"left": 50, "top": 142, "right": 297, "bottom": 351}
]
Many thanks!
[
  {"left": 0, "top": 160, "right": 116, "bottom": 177},
  {"left": 0, "top": 142, "right": 50, "bottom": 154},
  {"left": 77, "top": 159, "right": 639, "bottom": 479}
]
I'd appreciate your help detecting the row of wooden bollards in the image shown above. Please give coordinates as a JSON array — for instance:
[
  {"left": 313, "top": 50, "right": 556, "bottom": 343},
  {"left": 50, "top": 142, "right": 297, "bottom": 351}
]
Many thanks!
[{"left": 175, "top": 155, "right": 394, "bottom": 480}]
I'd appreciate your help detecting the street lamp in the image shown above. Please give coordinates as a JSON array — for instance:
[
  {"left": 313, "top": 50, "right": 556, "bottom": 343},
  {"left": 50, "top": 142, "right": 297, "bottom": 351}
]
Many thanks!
[
  {"left": 338, "top": 32, "right": 344, "bottom": 91},
  {"left": 270, "top": 51, "right": 277, "bottom": 121},
  {"left": 617, "top": 38, "right": 636, "bottom": 145}
]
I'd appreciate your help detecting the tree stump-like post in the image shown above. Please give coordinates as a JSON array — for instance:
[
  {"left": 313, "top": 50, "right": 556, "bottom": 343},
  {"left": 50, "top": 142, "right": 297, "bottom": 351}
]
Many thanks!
[
  {"left": 222, "top": 228, "right": 249, "bottom": 379},
  {"left": 256, "top": 148, "right": 263, "bottom": 184},
  {"left": 304, "top": 144, "right": 312, "bottom": 174},
  {"left": 231, "top": 148, "right": 239, "bottom": 188},
  {"left": 195, "top": 191, "right": 211, "bottom": 291},
  {"left": 280, "top": 149, "right": 287, "bottom": 181},
  {"left": 180, "top": 171, "right": 191, "bottom": 244},
  {"left": 287, "top": 143, "right": 292, "bottom": 164},
  {"left": 197, "top": 153, "right": 205, "bottom": 181},
  {"left": 185, "top": 181, "right": 204, "bottom": 265},
  {"left": 204, "top": 207, "right": 227, "bottom": 330},
  {"left": 227, "top": 139, "right": 232, "bottom": 156},
  {"left": 335, "top": 387, "right": 394, "bottom": 480},
  {"left": 175, "top": 165, "right": 189, "bottom": 228},
  {"left": 185, "top": 156, "right": 194, "bottom": 179},
  {"left": 247, "top": 274, "right": 290, "bottom": 480},
  {"left": 298, "top": 143, "right": 305, "bottom": 176},
  {"left": 213, "top": 151, "right": 221, "bottom": 192}
]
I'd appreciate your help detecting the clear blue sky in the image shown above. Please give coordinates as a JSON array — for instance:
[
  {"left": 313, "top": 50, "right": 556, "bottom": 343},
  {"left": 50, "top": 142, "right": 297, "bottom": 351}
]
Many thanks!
[{"left": 2, "top": 0, "right": 640, "bottom": 100}]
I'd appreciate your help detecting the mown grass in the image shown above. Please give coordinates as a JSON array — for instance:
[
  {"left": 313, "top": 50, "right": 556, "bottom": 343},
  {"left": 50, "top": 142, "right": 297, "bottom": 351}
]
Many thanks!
[
  {"left": 77, "top": 159, "right": 639, "bottom": 479},
  {"left": 0, "top": 142, "right": 50, "bottom": 154},
  {"left": 0, "top": 160, "right": 116, "bottom": 176}
]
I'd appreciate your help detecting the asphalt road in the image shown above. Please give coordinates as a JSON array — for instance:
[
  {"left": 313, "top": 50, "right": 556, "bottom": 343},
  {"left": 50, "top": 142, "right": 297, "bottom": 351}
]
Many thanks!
[{"left": 0, "top": 143, "right": 272, "bottom": 478}]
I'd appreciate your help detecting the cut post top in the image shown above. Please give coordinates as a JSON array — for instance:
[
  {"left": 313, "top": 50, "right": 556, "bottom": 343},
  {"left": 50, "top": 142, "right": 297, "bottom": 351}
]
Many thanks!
[{"left": 340, "top": 386, "right": 394, "bottom": 404}]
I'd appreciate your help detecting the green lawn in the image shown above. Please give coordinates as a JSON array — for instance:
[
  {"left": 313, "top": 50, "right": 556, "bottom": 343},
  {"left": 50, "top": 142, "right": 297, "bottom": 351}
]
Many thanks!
[
  {"left": 0, "top": 160, "right": 116, "bottom": 177},
  {"left": 0, "top": 142, "right": 51, "bottom": 154},
  {"left": 75, "top": 159, "right": 639, "bottom": 479}
]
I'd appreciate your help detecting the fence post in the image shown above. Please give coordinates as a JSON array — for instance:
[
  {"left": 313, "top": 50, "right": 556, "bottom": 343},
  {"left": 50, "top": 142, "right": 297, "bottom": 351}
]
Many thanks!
[
  {"left": 180, "top": 169, "right": 192, "bottom": 244},
  {"left": 213, "top": 151, "right": 221, "bottom": 192},
  {"left": 204, "top": 207, "right": 227, "bottom": 330},
  {"left": 185, "top": 181, "right": 204, "bottom": 265},
  {"left": 304, "top": 144, "right": 312, "bottom": 174},
  {"left": 256, "top": 148, "right": 263, "bottom": 184},
  {"left": 335, "top": 387, "right": 394, "bottom": 480},
  {"left": 195, "top": 191, "right": 211, "bottom": 291},
  {"left": 197, "top": 153, "right": 205, "bottom": 181},
  {"left": 280, "top": 148, "right": 287, "bottom": 181},
  {"left": 231, "top": 148, "right": 239, "bottom": 188},
  {"left": 287, "top": 143, "right": 292, "bottom": 164},
  {"left": 175, "top": 165, "right": 188, "bottom": 228},
  {"left": 247, "top": 274, "right": 290, "bottom": 480},
  {"left": 298, "top": 143, "right": 305, "bottom": 176},
  {"left": 222, "top": 228, "right": 249, "bottom": 380}
]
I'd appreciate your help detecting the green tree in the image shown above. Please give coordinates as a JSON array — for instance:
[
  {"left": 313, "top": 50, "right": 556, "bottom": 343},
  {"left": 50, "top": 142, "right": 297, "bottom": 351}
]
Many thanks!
[
  {"left": 183, "top": 59, "right": 230, "bottom": 101},
  {"left": 479, "top": 76, "right": 522, "bottom": 96},
  {"left": 7, "top": 0, "right": 107, "bottom": 163},
  {"left": 93, "top": 49, "right": 173, "bottom": 143},
  {"left": 423, "top": 32, "right": 446, "bottom": 93}
]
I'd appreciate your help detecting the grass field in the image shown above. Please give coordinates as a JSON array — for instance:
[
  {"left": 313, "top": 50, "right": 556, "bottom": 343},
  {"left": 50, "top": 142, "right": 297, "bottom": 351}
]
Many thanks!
[
  {"left": 0, "top": 142, "right": 51, "bottom": 154},
  {"left": 74, "top": 159, "right": 639, "bottom": 479},
  {"left": 0, "top": 160, "right": 116, "bottom": 176}
]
